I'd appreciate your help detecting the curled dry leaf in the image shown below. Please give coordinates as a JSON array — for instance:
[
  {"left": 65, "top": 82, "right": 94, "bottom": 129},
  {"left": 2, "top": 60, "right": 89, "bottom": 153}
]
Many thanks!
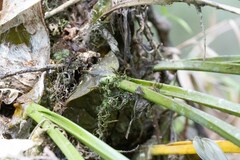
[
  {"left": 17, "top": 72, "right": 46, "bottom": 104},
  {"left": 0, "top": 0, "right": 50, "bottom": 103},
  {"left": 0, "top": 88, "right": 21, "bottom": 104},
  {"left": 63, "top": 27, "right": 79, "bottom": 40}
]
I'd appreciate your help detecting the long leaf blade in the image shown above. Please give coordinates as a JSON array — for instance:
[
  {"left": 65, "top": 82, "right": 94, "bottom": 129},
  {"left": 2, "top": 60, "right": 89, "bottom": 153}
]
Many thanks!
[
  {"left": 153, "top": 60, "right": 240, "bottom": 75},
  {"left": 118, "top": 80, "right": 240, "bottom": 146},
  {"left": 184, "top": 55, "right": 240, "bottom": 63},
  {"left": 130, "top": 78, "right": 240, "bottom": 117},
  {"left": 150, "top": 140, "right": 240, "bottom": 155},
  {"left": 27, "top": 103, "right": 129, "bottom": 160},
  {"left": 26, "top": 105, "right": 84, "bottom": 160}
]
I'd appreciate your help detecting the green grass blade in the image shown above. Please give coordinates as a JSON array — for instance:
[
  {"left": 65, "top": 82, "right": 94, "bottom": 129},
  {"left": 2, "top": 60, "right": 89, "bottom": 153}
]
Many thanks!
[
  {"left": 153, "top": 60, "right": 240, "bottom": 75},
  {"left": 184, "top": 55, "right": 240, "bottom": 63},
  {"left": 130, "top": 78, "right": 240, "bottom": 117},
  {"left": 26, "top": 105, "right": 84, "bottom": 160},
  {"left": 118, "top": 80, "right": 240, "bottom": 146},
  {"left": 26, "top": 103, "right": 129, "bottom": 160}
]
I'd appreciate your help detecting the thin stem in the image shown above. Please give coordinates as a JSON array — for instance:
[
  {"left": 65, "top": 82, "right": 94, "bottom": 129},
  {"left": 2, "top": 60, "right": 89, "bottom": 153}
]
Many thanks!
[
  {"left": 45, "top": 0, "right": 82, "bottom": 19},
  {"left": 130, "top": 78, "right": 240, "bottom": 117},
  {"left": 26, "top": 103, "right": 129, "bottom": 160},
  {"left": 0, "top": 64, "right": 64, "bottom": 79}
]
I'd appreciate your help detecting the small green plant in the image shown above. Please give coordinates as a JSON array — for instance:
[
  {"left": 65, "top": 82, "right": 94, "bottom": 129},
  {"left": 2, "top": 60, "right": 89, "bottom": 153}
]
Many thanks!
[
  {"left": 117, "top": 78, "right": 240, "bottom": 146},
  {"left": 25, "top": 103, "right": 129, "bottom": 160},
  {"left": 53, "top": 49, "right": 70, "bottom": 63},
  {"left": 25, "top": 104, "right": 84, "bottom": 160}
]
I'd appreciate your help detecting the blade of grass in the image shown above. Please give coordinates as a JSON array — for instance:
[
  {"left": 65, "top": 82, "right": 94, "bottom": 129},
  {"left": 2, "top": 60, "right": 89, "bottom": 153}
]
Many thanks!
[
  {"left": 153, "top": 60, "right": 240, "bottom": 75},
  {"left": 118, "top": 80, "right": 240, "bottom": 146},
  {"left": 183, "top": 55, "right": 240, "bottom": 63},
  {"left": 26, "top": 106, "right": 84, "bottom": 160},
  {"left": 26, "top": 103, "right": 129, "bottom": 160},
  {"left": 150, "top": 140, "right": 240, "bottom": 155},
  {"left": 130, "top": 78, "right": 240, "bottom": 117}
]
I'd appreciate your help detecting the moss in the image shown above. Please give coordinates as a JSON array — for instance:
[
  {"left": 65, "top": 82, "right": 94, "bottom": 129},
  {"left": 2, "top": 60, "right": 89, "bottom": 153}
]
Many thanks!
[{"left": 96, "top": 76, "right": 133, "bottom": 140}]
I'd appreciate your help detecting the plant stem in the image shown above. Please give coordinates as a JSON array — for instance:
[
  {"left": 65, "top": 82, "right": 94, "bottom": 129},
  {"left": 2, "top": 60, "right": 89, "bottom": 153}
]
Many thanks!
[
  {"left": 130, "top": 78, "right": 240, "bottom": 117},
  {"left": 26, "top": 105, "right": 84, "bottom": 160},
  {"left": 150, "top": 140, "right": 240, "bottom": 155},
  {"left": 118, "top": 80, "right": 240, "bottom": 146},
  {"left": 26, "top": 103, "right": 129, "bottom": 160}
]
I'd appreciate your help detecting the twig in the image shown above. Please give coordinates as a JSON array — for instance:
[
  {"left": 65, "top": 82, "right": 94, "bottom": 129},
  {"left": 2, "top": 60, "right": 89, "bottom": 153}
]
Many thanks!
[
  {"left": 118, "top": 145, "right": 139, "bottom": 153},
  {"left": 193, "top": 3, "right": 206, "bottom": 59},
  {"left": 100, "top": 0, "right": 240, "bottom": 20},
  {"left": 101, "top": 0, "right": 162, "bottom": 20},
  {"left": 191, "top": 0, "right": 240, "bottom": 15},
  {"left": 45, "top": 0, "right": 82, "bottom": 19},
  {"left": 0, "top": 64, "right": 64, "bottom": 79}
]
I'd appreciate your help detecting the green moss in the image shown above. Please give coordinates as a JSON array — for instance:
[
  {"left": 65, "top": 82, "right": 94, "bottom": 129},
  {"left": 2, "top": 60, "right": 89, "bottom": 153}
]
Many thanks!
[
  {"left": 53, "top": 49, "right": 70, "bottom": 63},
  {"left": 96, "top": 76, "right": 134, "bottom": 139}
]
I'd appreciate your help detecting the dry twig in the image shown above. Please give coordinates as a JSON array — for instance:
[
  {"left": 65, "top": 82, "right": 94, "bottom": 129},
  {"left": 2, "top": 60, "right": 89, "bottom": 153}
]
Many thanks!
[
  {"left": 0, "top": 64, "right": 64, "bottom": 79},
  {"left": 45, "top": 0, "right": 82, "bottom": 19},
  {"left": 101, "top": 0, "right": 240, "bottom": 20},
  {"left": 192, "top": 0, "right": 240, "bottom": 15}
]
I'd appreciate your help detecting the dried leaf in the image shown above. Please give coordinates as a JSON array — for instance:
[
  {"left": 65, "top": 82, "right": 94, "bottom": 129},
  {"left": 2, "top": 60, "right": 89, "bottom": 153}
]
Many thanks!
[
  {"left": 0, "top": 88, "right": 21, "bottom": 104},
  {"left": 66, "top": 51, "right": 119, "bottom": 105},
  {"left": 193, "top": 136, "right": 228, "bottom": 160},
  {"left": 0, "top": 0, "right": 50, "bottom": 103}
]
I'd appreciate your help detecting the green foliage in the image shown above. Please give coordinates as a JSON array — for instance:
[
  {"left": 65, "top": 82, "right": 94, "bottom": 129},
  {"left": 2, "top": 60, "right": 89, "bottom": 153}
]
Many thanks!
[
  {"left": 58, "top": 19, "right": 69, "bottom": 31},
  {"left": 26, "top": 104, "right": 84, "bottom": 160},
  {"left": 96, "top": 76, "right": 133, "bottom": 139},
  {"left": 117, "top": 79, "right": 240, "bottom": 146},
  {"left": 154, "top": 56, "right": 240, "bottom": 75},
  {"left": 130, "top": 78, "right": 240, "bottom": 117},
  {"left": 26, "top": 103, "right": 129, "bottom": 160},
  {"left": 53, "top": 49, "right": 70, "bottom": 63}
]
